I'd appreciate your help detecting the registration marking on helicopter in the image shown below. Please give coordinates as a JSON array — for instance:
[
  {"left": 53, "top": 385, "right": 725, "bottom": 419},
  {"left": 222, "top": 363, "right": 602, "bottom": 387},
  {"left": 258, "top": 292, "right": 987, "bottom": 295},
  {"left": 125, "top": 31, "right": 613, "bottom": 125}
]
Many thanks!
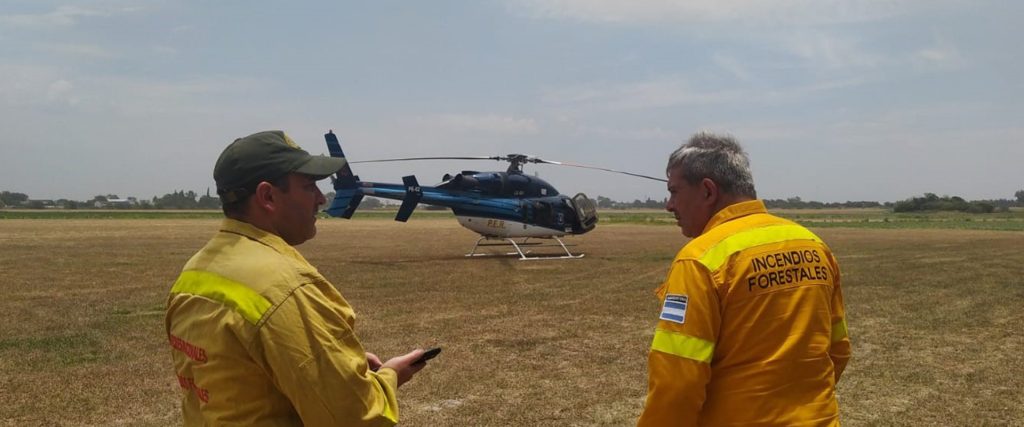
[{"left": 457, "top": 216, "right": 567, "bottom": 238}]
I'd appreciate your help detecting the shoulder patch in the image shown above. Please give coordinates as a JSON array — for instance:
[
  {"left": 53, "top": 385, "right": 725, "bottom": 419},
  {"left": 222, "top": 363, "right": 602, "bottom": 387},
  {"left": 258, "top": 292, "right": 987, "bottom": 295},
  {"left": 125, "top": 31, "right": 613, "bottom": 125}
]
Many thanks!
[{"left": 659, "top": 294, "right": 688, "bottom": 324}]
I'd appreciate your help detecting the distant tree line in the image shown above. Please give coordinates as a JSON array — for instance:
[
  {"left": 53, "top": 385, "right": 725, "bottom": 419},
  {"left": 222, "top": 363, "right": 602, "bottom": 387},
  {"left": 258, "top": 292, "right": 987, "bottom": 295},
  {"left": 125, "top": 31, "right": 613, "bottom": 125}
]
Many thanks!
[
  {"left": 591, "top": 190, "right": 1024, "bottom": 213},
  {"left": 1, "top": 189, "right": 221, "bottom": 209},
  {"left": 892, "top": 193, "right": 1007, "bottom": 213},
  {"left": 3, "top": 189, "right": 1023, "bottom": 212},
  {"left": 595, "top": 196, "right": 667, "bottom": 209},
  {"left": 0, "top": 191, "right": 29, "bottom": 207},
  {"left": 149, "top": 190, "right": 221, "bottom": 209},
  {"left": 763, "top": 197, "right": 886, "bottom": 210}
]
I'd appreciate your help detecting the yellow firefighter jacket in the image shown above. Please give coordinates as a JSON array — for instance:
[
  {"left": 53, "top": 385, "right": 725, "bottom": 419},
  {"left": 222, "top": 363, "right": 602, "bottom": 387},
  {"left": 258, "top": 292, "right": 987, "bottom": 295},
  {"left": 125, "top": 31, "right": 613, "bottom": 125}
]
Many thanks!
[
  {"left": 166, "top": 219, "right": 400, "bottom": 426},
  {"left": 638, "top": 200, "right": 851, "bottom": 427}
]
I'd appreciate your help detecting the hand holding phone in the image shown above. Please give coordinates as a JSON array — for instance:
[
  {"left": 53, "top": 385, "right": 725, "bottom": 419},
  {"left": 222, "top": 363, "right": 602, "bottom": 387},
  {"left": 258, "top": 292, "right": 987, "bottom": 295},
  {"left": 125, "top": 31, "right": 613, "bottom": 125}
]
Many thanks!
[{"left": 413, "top": 347, "right": 441, "bottom": 365}]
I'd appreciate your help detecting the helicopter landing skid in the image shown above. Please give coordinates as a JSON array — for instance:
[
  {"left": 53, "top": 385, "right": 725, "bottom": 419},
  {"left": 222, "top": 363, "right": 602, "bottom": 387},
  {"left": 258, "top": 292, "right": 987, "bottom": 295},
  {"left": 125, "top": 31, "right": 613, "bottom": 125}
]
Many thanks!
[{"left": 466, "top": 236, "right": 584, "bottom": 260}]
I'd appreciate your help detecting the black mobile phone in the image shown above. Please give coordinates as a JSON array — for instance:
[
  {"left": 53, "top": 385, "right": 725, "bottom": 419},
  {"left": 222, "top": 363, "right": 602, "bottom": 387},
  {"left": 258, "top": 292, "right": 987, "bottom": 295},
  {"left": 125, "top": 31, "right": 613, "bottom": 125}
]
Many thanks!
[{"left": 414, "top": 347, "right": 441, "bottom": 365}]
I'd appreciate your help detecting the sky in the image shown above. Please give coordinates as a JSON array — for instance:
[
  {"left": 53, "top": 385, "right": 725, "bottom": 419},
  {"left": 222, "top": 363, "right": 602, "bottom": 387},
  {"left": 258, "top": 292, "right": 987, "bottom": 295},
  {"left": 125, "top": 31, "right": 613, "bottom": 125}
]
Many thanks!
[{"left": 1, "top": 0, "right": 1021, "bottom": 203}]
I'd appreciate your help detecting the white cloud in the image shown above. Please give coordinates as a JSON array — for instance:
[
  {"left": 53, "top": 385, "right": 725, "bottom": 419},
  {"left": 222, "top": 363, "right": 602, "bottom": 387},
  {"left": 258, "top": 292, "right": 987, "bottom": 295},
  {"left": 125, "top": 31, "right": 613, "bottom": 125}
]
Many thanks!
[
  {"left": 545, "top": 77, "right": 741, "bottom": 111},
  {"left": 912, "top": 40, "right": 964, "bottom": 69},
  {"left": 46, "top": 79, "right": 78, "bottom": 105},
  {"left": 38, "top": 42, "right": 117, "bottom": 59},
  {"left": 86, "top": 75, "right": 271, "bottom": 116},
  {"left": 0, "top": 64, "right": 268, "bottom": 115},
  {"left": 572, "top": 124, "right": 677, "bottom": 141},
  {"left": 509, "top": 0, "right": 926, "bottom": 26},
  {"left": 0, "top": 6, "right": 106, "bottom": 28},
  {"left": 774, "top": 31, "right": 883, "bottom": 69},
  {"left": 760, "top": 77, "right": 868, "bottom": 104},
  {"left": 152, "top": 45, "right": 179, "bottom": 56},
  {"left": 0, "top": 64, "right": 62, "bottom": 106},
  {"left": 413, "top": 114, "right": 540, "bottom": 135},
  {"left": 544, "top": 74, "right": 867, "bottom": 114},
  {"left": 712, "top": 54, "right": 752, "bottom": 81}
]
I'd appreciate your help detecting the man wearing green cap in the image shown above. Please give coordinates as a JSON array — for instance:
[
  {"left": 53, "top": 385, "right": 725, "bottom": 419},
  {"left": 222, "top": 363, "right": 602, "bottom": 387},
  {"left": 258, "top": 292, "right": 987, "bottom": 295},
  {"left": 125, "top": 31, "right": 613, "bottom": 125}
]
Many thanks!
[{"left": 166, "top": 130, "right": 427, "bottom": 426}]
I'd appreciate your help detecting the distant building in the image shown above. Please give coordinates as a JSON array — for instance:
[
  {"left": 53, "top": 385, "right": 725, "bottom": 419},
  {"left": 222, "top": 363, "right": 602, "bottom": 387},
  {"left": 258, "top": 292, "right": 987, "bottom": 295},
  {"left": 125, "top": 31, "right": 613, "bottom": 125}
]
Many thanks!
[{"left": 96, "top": 197, "right": 138, "bottom": 208}]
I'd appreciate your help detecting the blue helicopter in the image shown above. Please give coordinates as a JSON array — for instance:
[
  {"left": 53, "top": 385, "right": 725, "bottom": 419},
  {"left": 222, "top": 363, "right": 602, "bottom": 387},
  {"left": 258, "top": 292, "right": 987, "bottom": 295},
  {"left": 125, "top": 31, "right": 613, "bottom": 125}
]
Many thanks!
[{"left": 322, "top": 131, "right": 665, "bottom": 260}]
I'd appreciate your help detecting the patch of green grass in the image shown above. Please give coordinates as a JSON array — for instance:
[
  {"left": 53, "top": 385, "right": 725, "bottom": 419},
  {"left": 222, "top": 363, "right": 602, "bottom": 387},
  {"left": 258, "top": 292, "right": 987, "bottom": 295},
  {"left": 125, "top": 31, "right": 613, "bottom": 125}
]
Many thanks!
[
  {"left": 599, "top": 212, "right": 677, "bottom": 225},
  {"left": 0, "top": 333, "right": 105, "bottom": 367}
]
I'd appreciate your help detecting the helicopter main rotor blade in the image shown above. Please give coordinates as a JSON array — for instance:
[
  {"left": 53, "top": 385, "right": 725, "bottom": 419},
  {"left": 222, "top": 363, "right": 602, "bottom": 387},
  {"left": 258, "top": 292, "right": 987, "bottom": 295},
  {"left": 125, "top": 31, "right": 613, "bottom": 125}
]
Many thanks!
[
  {"left": 532, "top": 159, "right": 667, "bottom": 183},
  {"left": 349, "top": 153, "right": 667, "bottom": 183},
  {"left": 350, "top": 156, "right": 498, "bottom": 164}
]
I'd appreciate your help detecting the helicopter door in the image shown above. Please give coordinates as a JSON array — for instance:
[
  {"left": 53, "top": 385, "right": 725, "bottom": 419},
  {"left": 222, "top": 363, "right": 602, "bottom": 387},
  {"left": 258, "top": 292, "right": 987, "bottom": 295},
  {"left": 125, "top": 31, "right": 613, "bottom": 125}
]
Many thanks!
[
  {"left": 570, "top": 193, "right": 598, "bottom": 232},
  {"left": 529, "top": 200, "right": 561, "bottom": 230}
]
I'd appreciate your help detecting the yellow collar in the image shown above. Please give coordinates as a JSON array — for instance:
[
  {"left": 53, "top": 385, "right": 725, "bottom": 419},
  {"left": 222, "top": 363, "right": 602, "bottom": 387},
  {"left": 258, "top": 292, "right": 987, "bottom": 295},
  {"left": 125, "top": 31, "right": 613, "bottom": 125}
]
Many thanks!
[
  {"left": 701, "top": 199, "right": 767, "bottom": 234},
  {"left": 219, "top": 218, "right": 311, "bottom": 265}
]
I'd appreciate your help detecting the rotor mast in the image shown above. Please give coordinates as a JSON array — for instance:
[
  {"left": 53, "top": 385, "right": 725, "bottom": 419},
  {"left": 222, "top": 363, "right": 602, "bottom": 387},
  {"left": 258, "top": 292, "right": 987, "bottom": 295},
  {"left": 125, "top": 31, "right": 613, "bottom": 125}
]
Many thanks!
[{"left": 504, "top": 154, "right": 530, "bottom": 174}]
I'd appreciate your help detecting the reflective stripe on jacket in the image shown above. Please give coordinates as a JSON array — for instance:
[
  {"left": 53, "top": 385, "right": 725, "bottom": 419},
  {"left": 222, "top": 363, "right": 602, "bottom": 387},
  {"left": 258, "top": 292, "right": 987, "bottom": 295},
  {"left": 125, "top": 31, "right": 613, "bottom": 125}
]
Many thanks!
[
  {"left": 639, "top": 200, "right": 851, "bottom": 427},
  {"left": 166, "top": 219, "right": 400, "bottom": 426}
]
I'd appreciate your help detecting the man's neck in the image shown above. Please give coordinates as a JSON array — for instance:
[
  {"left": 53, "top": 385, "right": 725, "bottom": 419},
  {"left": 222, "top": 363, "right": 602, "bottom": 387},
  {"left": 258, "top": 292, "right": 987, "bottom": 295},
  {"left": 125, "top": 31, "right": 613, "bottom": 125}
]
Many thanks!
[{"left": 228, "top": 212, "right": 279, "bottom": 239}]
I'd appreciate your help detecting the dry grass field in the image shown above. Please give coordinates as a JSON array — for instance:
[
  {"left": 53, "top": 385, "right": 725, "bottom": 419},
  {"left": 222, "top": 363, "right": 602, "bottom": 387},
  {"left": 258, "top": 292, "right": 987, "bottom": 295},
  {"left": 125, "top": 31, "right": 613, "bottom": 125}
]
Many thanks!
[{"left": 1, "top": 218, "right": 1022, "bottom": 426}]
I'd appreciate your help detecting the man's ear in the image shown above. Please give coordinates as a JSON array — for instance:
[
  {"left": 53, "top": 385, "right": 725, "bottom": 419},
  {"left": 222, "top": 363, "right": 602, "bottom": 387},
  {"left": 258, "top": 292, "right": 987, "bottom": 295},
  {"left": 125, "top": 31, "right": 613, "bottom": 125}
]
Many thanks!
[
  {"left": 252, "top": 181, "right": 277, "bottom": 213},
  {"left": 700, "top": 178, "right": 719, "bottom": 206}
]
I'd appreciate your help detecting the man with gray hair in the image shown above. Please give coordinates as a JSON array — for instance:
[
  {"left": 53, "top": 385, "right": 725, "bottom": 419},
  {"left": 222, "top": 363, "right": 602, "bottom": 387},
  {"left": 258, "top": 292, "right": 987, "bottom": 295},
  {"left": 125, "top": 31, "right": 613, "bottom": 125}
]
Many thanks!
[{"left": 638, "top": 132, "right": 851, "bottom": 426}]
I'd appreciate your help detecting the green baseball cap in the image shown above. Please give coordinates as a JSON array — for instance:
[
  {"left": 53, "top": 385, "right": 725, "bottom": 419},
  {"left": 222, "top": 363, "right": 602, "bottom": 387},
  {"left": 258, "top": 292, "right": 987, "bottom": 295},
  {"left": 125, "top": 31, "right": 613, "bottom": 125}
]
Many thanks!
[{"left": 214, "top": 130, "right": 346, "bottom": 203}]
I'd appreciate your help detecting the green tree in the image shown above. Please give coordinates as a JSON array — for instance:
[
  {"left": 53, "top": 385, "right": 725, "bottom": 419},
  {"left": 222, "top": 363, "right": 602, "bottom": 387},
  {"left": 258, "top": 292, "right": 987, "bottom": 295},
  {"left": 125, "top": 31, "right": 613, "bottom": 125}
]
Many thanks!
[
  {"left": 154, "top": 190, "right": 201, "bottom": 209},
  {"left": 197, "top": 194, "right": 221, "bottom": 209},
  {"left": 0, "top": 191, "right": 30, "bottom": 206},
  {"left": 894, "top": 193, "right": 995, "bottom": 213},
  {"left": 1016, "top": 190, "right": 1024, "bottom": 205}
]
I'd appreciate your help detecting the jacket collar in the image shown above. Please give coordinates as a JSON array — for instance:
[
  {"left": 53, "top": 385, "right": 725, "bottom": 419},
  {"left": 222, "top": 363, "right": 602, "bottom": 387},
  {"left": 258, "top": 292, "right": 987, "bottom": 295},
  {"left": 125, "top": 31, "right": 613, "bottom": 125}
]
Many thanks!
[
  {"left": 701, "top": 199, "right": 767, "bottom": 234},
  {"left": 219, "top": 218, "right": 311, "bottom": 265}
]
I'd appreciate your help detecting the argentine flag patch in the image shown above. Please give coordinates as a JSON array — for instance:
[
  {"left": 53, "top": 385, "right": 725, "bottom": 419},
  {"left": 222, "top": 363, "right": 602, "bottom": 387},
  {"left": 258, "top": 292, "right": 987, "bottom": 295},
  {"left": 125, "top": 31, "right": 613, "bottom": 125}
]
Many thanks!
[{"left": 659, "top": 294, "right": 688, "bottom": 324}]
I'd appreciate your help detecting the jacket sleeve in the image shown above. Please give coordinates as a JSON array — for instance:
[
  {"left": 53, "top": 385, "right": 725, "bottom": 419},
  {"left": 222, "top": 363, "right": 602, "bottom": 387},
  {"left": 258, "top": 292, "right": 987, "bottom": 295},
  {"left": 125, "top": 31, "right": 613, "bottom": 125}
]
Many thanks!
[
  {"left": 256, "top": 284, "right": 400, "bottom": 426},
  {"left": 637, "top": 259, "right": 720, "bottom": 427},
  {"left": 826, "top": 251, "right": 851, "bottom": 383}
]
